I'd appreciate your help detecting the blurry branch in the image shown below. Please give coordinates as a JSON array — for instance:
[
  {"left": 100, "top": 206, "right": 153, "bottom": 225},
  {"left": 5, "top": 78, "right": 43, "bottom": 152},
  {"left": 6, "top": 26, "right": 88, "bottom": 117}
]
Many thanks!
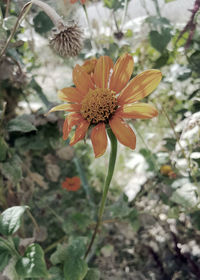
[
  {"left": 133, "top": 121, "right": 160, "bottom": 173},
  {"left": 0, "top": 102, "right": 7, "bottom": 135},
  {"left": 5, "top": 0, "right": 10, "bottom": 18},
  {"left": 44, "top": 235, "right": 67, "bottom": 253},
  {"left": 141, "top": 0, "right": 151, "bottom": 16},
  {"left": 121, "top": 0, "right": 128, "bottom": 29},
  {"left": 27, "top": 209, "right": 40, "bottom": 233},
  {"left": 30, "top": 78, "right": 51, "bottom": 108},
  {"left": 161, "top": 106, "right": 193, "bottom": 172},
  {"left": 0, "top": 2, "right": 32, "bottom": 60},
  {"left": 146, "top": 245, "right": 170, "bottom": 280},
  {"left": 113, "top": 11, "right": 120, "bottom": 33},
  {"left": 152, "top": 0, "right": 162, "bottom": 18},
  {"left": 82, "top": 4, "right": 98, "bottom": 51},
  {"left": 176, "top": 0, "right": 200, "bottom": 49}
]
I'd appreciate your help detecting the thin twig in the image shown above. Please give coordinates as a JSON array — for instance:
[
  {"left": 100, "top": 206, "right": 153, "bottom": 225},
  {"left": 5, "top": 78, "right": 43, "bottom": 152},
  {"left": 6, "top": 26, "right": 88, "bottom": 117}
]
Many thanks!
[
  {"left": 27, "top": 209, "right": 40, "bottom": 233},
  {"left": 113, "top": 11, "right": 120, "bottom": 33},
  {"left": 0, "top": 2, "right": 32, "bottom": 59},
  {"left": 161, "top": 106, "right": 191, "bottom": 169},
  {"left": 5, "top": 0, "right": 10, "bottom": 18},
  {"left": 44, "top": 235, "right": 67, "bottom": 253}
]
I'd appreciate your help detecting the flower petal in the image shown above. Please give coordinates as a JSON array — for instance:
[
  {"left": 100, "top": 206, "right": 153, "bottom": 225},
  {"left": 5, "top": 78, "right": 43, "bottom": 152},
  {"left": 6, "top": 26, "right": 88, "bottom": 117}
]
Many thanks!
[
  {"left": 109, "top": 116, "right": 136, "bottom": 149},
  {"left": 118, "top": 70, "right": 162, "bottom": 105},
  {"left": 91, "top": 123, "right": 107, "bottom": 158},
  {"left": 63, "top": 117, "right": 68, "bottom": 140},
  {"left": 70, "top": 119, "right": 89, "bottom": 146},
  {"left": 93, "top": 56, "right": 114, "bottom": 89},
  {"left": 73, "top": 64, "right": 95, "bottom": 96},
  {"left": 63, "top": 113, "right": 83, "bottom": 140},
  {"left": 109, "top": 53, "right": 134, "bottom": 93},
  {"left": 47, "top": 103, "right": 81, "bottom": 114},
  {"left": 58, "top": 87, "right": 84, "bottom": 103},
  {"left": 116, "top": 103, "right": 158, "bottom": 119}
]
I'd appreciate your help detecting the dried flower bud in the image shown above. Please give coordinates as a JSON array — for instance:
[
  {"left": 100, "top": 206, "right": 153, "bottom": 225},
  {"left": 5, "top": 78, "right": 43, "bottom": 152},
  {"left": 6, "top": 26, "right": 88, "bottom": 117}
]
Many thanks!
[{"left": 49, "top": 21, "right": 82, "bottom": 57}]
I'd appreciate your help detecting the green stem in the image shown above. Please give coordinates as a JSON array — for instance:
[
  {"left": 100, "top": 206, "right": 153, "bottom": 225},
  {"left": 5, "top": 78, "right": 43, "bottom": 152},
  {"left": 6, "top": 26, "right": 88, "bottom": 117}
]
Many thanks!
[
  {"left": 152, "top": 0, "right": 161, "bottom": 18},
  {"left": 84, "top": 128, "right": 117, "bottom": 259},
  {"left": 121, "top": 0, "right": 128, "bottom": 29},
  {"left": 82, "top": 4, "right": 98, "bottom": 50},
  {"left": 113, "top": 11, "right": 120, "bottom": 33}
]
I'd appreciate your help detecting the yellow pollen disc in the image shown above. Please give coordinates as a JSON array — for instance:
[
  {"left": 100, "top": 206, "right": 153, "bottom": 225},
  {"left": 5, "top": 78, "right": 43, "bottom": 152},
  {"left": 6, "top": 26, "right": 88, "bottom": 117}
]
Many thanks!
[{"left": 81, "top": 88, "right": 117, "bottom": 124}]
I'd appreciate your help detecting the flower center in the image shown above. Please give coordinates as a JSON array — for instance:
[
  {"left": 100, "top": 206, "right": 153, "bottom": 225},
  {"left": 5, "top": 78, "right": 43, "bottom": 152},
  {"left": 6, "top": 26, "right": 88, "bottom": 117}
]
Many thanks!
[{"left": 81, "top": 88, "right": 117, "bottom": 124}]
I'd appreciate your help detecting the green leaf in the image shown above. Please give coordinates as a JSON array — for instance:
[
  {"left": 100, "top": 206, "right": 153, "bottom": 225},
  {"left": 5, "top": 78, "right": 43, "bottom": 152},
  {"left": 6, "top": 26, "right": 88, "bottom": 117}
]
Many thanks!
[
  {"left": 139, "top": 148, "right": 157, "bottom": 171},
  {"left": 64, "top": 258, "right": 88, "bottom": 280},
  {"left": 104, "top": 0, "right": 129, "bottom": 11},
  {"left": 146, "top": 16, "right": 170, "bottom": 29},
  {"left": 7, "top": 117, "right": 37, "bottom": 133},
  {"left": 190, "top": 211, "right": 200, "bottom": 230},
  {"left": 0, "top": 137, "right": 8, "bottom": 161},
  {"left": 177, "top": 67, "right": 192, "bottom": 81},
  {"left": 125, "top": 29, "right": 133, "bottom": 38},
  {"left": 0, "top": 206, "right": 29, "bottom": 236},
  {"left": 50, "top": 243, "right": 68, "bottom": 265},
  {"left": 153, "top": 52, "right": 169, "bottom": 68},
  {"left": 128, "top": 209, "right": 141, "bottom": 232},
  {"left": 16, "top": 244, "right": 48, "bottom": 278},
  {"left": 163, "top": 137, "right": 176, "bottom": 151},
  {"left": 108, "top": 195, "right": 131, "bottom": 218},
  {"left": 84, "top": 268, "right": 100, "bottom": 280},
  {"left": 49, "top": 267, "right": 65, "bottom": 280},
  {"left": 1, "top": 155, "right": 22, "bottom": 183},
  {"left": 188, "top": 51, "right": 200, "bottom": 74},
  {"left": 0, "top": 27, "right": 7, "bottom": 50},
  {"left": 165, "top": 0, "right": 176, "bottom": 2},
  {"left": 0, "top": 249, "right": 11, "bottom": 272},
  {"left": 149, "top": 28, "right": 171, "bottom": 53},
  {"left": 33, "top": 11, "right": 54, "bottom": 34},
  {"left": 66, "top": 237, "right": 87, "bottom": 258},
  {"left": 62, "top": 237, "right": 88, "bottom": 280},
  {"left": 3, "top": 16, "right": 18, "bottom": 30}
]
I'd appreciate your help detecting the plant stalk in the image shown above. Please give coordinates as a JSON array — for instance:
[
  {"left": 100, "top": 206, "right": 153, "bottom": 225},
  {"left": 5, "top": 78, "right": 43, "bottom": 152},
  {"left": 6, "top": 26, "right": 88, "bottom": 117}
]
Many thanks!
[
  {"left": 84, "top": 128, "right": 117, "bottom": 259},
  {"left": 0, "top": 2, "right": 32, "bottom": 59}
]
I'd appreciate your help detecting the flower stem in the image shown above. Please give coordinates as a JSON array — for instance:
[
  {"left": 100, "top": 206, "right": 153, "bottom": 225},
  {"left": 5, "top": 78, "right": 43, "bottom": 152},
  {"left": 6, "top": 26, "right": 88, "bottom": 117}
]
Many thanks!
[
  {"left": 121, "top": 0, "right": 128, "bottom": 29},
  {"left": 31, "top": 0, "right": 64, "bottom": 28},
  {"left": 84, "top": 128, "right": 117, "bottom": 259}
]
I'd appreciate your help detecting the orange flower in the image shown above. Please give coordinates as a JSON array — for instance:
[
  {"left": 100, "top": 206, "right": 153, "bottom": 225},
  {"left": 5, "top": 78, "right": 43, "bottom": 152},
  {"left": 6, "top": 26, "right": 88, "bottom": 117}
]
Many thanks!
[
  {"left": 81, "top": 58, "right": 97, "bottom": 75},
  {"left": 62, "top": 176, "right": 81, "bottom": 191},
  {"left": 70, "top": 0, "right": 86, "bottom": 4},
  {"left": 49, "top": 53, "right": 162, "bottom": 158}
]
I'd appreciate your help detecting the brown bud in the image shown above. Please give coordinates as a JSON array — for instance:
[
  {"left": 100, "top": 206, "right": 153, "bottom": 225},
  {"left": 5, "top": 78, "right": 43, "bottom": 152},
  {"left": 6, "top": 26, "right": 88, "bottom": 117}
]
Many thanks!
[{"left": 49, "top": 21, "right": 83, "bottom": 57}]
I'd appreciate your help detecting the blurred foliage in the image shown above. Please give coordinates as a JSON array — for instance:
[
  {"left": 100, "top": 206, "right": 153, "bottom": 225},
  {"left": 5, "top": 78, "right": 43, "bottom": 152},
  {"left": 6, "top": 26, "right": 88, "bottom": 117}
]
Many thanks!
[{"left": 0, "top": 0, "right": 200, "bottom": 279}]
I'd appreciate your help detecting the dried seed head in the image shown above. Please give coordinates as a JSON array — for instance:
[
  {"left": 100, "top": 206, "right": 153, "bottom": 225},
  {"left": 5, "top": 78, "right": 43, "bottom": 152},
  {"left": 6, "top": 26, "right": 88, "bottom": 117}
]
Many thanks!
[{"left": 49, "top": 21, "right": 83, "bottom": 57}]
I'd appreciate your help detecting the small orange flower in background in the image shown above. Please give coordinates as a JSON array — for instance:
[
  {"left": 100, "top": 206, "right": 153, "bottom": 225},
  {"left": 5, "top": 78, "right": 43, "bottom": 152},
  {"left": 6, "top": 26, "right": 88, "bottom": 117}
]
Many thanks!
[
  {"left": 49, "top": 53, "right": 162, "bottom": 158},
  {"left": 62, "top": 176, "right": 81, "bottom": 191},
  {"left": 69, "top": 0, "right": 86, "bottom": 4}
]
